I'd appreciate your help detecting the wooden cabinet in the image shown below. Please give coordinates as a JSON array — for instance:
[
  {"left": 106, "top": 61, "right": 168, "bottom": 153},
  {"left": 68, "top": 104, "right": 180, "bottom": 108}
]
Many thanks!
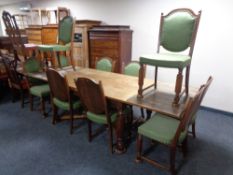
[
  {"left": 88, "top": 25, "right": 133, "bottom": 73},
  {"left": 73, "top": 20, "right": 101, "bottom": 67},
  {"left": 26, "top": 25, "right": 58, "bottom": 44}
]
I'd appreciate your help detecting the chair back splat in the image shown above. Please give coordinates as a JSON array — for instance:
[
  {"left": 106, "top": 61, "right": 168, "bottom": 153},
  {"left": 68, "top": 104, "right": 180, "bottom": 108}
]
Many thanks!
[{"left": 2, "top": 11, "right": 27, "bottom": 61}]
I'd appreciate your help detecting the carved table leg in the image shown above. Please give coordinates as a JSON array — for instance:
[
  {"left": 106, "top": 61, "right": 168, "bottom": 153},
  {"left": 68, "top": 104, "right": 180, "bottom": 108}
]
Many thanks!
[
  {"left": 173, "top": 68, "right": 183, "bottom": 105},
  {"left": 114, "top": 102, "right": 127, "bottom": 154}
]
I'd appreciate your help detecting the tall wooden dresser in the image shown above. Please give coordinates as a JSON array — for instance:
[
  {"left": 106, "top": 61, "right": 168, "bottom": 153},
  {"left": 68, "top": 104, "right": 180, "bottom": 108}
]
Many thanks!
[
  {"left": 73, "top": 20, "right": 101, "bottom": 67},
  {"left": 88, "top": 25, "right": 133, "bottom": 73}
]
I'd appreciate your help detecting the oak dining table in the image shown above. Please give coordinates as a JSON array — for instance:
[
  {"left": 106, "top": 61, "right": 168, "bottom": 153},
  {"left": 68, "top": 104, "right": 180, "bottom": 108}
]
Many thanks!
[{"left": 18, "top": 66, "right": 197, "bottom": 153}]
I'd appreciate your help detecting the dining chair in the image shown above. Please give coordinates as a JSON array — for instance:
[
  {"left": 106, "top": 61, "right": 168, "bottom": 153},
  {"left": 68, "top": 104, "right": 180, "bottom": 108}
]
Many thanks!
[
  {"left": 136, "top": 76, "right": 213, "bottom": 175},
  {"left": 123, "top": 61, "right": 146, "bottom": 119},
  {"left": 38, "top": 16, "right": 75, "bottom": 69},
  {"left": 23, "top": 57, "right": 50, "bottom": 117},
  {"left": 2, "top": 56, "right": 28, "bottom": 107},
  {"left": 75, "top": 77, "right": 117, "bottom": 153},
  {"left": 95, "top": 57, "right": 115, "bottom": 72},
  {"left": 46, "top": 68, "right": 84, "bottom": 134},
  {"left": 138, "top": 8, "right": 201, "bottom": 105},
  {"left": 2, "top": 11, "right": 28, "bottom": 62}
]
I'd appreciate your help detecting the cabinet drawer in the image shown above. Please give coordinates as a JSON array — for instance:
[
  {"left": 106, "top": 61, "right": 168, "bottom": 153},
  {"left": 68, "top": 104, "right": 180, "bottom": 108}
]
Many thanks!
[
  {"left": 90, "top": 40, "right": 118, "bottom": 49},
  {"left": 91, "top": 48, "right": 119, "bottom": 57}
]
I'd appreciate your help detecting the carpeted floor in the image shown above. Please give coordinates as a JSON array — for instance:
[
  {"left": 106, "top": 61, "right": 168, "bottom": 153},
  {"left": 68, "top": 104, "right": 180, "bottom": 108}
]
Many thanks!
[{"left": 0, "top": 93, "right": 233, "bottom": 175}]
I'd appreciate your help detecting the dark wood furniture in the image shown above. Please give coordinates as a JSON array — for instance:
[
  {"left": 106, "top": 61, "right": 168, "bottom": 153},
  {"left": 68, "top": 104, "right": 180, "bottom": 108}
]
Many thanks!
[
  {"left": 2, "top": 56, "right": 28, "bottom": 107},
  {"left": 46, "top": 68, "right": 84, "bottom": 134},
  {"left": 88, "top": 25, "right": 133, "bottom": 73},
  {"left": 136, "top": 76, "right": 213, "bottom": 175},
  {"left": 75, "top": 77, "right": 117, "bottom": 153}
]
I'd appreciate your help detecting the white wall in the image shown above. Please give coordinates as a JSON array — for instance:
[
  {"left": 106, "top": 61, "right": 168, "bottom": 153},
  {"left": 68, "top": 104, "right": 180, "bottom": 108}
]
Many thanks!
[{"left": 2, "top": 0, "right": 233, "bottom": 112}]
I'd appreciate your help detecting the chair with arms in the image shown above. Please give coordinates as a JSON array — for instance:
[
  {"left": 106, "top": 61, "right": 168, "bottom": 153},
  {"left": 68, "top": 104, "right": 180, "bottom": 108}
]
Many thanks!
[
  {"left": 38, "top": 16, "right": 75, "bottom": 69},
  {"left": 2, "top": 56, "right": 28, "bottom": 107},
  {"left": 95, "top": 57, "right": 115, "bottom": 72},
  {"left": 75, "top": 77, "right": 118, "bottom": 153},
  {"left": 138, "top": 8, "right": 201, "bottom": 105},
  {"left": 23, "top": 57, "right": 50, "bottom": 117},
  {"left": 136, "top": 76, "right": 213, "bottom": 175},
  {"left": 2, "top": 11, "right": 29, "bottom": 63},
  {"left": 46, "top": 68, "right": 84, "bottom": 134}
]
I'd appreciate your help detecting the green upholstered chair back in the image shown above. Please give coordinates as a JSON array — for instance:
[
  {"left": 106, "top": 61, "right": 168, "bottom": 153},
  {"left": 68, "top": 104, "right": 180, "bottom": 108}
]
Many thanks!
[
  {"left": 58, "top": 16, "right": 74, "bottom": 45},
  {"left": 96, "top": 57, "right": 114, "bottom": 72},
  {"left": 23, "top": 57, "right": 41, "bottom": 73},
  {"left": 174, "top": 76, "right": 213, "bottom": 143},
  {"left": 75, "top": 77, "right": 107, "bottom": 115},
  {"left": 46, "top": 68, "right": 69, "bottom": 102},
  {"left": 124, "top": 61, "right": 140, "bottom": 77},
  {"left": 159, "top": 8, "right": 201, "bottom": 54}
]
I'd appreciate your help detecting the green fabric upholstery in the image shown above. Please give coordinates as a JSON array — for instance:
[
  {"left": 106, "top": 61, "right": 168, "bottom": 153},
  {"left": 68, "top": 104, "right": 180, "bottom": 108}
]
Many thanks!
[
  {"left": 53, "top": 97, "right": 81, "bottom": 111},
  {"left": 59, "top": 55, "right": 69, "bottom": 67},
  {"left": 138, "top": 113, "right": 187, "bottom": 145},
  {"left": 24, "top": 58, "right": 41, "bottom": 73},
  {"left": 96, "top": 58, "right": 112, "bottom": 72},
  {"left": 161, "top": 11, "right": 196, "bottom": 52},
  {"left": 38, "top": 44, "right": 70, "bottom": 52},
  {"left": 29, "top": 84, "right": 50, "bottom": 98},
  {"left": 59, "top": 16, "right": 73, "bottom": 44},
  {"left": 87, "top": 111, "right": 117, "bottom": 124},
  {"left": 140, "top": 53, "right": 191, "bottom": 69},
  {"left": 124, "top": 62, "right": 140, "bottom": 77}
]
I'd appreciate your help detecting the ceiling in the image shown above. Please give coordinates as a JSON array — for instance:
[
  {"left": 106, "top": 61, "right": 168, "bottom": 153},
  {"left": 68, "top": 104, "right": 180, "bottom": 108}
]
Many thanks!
[{"left": 0, "top": 0, "right": 32, "bottom": 6}]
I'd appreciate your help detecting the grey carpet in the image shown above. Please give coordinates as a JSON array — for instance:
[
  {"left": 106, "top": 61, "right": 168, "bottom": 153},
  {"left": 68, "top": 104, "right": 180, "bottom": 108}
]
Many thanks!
[{"left": 0, "top": 94, "right": 233, "bottom": 175}]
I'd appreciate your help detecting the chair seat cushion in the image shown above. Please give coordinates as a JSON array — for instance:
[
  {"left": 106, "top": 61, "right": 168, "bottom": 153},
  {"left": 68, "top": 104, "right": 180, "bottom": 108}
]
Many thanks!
[
  {"left": 140, "top": 53, "right": 191, "bottom": 69},
  {"left": 87, "top": 112, "right": 117, "bottom": 124},
  {"left": 53, "top": 97, "right": 81, "bottom": 111},
  {"left": 138, "top": 113, "right": 187, "bottom": 145},
  {"left": 30, "top": 84, "right": 50, "bottom": 98},
  {"left": 38, "top": 44, "right": 70, "bottom": 52}
]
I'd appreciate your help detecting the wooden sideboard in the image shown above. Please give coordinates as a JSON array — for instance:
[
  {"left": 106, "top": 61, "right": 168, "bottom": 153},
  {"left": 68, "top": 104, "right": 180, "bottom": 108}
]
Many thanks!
[
  {"left": 26, "top": 25, "right": 58, "bottom": 44},
  {"left": 73, "top": 20, "right": 101, "bottom": 67},
  {"left": 88, "top": 25, "right": 133, "bottom": 73}
]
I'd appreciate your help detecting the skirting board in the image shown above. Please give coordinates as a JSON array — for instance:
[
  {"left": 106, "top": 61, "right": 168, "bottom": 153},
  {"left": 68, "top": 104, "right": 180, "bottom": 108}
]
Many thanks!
[{"left": 201, "top": 106, "right": 233, "bottom": 117}]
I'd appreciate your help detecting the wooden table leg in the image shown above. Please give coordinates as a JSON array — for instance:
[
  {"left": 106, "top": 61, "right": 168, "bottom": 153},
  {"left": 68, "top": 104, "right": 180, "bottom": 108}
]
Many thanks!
[{"left": 114, "top": 102, "right": 127, "bottom": 154}]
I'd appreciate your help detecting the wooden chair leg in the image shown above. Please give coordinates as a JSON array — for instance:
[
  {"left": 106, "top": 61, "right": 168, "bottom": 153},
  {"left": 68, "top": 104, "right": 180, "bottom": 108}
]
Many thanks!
[
  {"left": 181, "top": 137, "right": 188, "bottom": 158},
  {"left": 20, "top": 90, "right": 24, "bottom": 108},
  {"left": 136, "top": 134, "right": 143, "bottom": 163},
  {"left": 174, "top": 68, "right": 183, "bottom": 105},
  {"left": 185, "top": 65, "right": 190, "bottom": 95},
  {"left": 154, "top": 66, "right": 158, "bottom": 89},
  {"left": 170, "top": 146, "right": 177, "bottom": 175},
  {"left": 41, "top": 98, "right": 46, "bottom": 118},
  {"left": 52, "top": 103, "right": 58, "bottom": 124},
  {"left": 88, "top": 119, "right": 92, "bottom": 142},
  {"left": 70, "top": 109, "right": 74, "bottom": 135},
  {"left": 146, "top": 110, "right": 152, "bottom": 120},
  {"left": 192, "top": 122, "right": 196, "bottom": 138},
  {"left": 108, "top": 125, "right": 114, "bottom": 154},
  {"left": 29, "top": 93, "right": 33, "bottom": 111},
  {"left": 140, "top": 108, "right": 145, "bottom": 119}
]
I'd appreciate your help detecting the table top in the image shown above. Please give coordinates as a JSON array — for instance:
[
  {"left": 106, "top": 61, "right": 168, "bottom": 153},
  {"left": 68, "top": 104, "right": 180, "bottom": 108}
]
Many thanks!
[{"left": 19, "top": 66, "right": 198, "bottom": 118}]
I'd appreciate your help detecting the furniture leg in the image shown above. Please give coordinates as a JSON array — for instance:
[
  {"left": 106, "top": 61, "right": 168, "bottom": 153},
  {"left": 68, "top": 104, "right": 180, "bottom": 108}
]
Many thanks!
[
  {"left": 136, "top": 134, "right": 143, "bottom": 163},
  {"left": 137, "top": 63, "right": 144, "bottom": 98},
  {"left": 192, "top": 122, "right": 196, "bottom": 138},
  {"left": 70, "top": 109, "right": 74, "bottom": 134},
  {"left": 114, "top": 102, "right": 126, "bottom": 154},
  {"left": 154, "top": 66, "right": 158, "bottom": 89},
  {"left": 88, "top": 119, "right": 92, "bottom": 142},
  {"left": 41, "top": 98, "right": 46, "bottom": 118},
  {"left": 52, "top": 103, "right": 58, "bottom": 124},
  {"left": 170, "top": 146, "right": 177, "bottom": 175},
  {"left": 173, "top": 68, "right": 183, "bottom": 105},
  {"left": 185, "top": 65, "right": 190, "bottom": 95},
  {"left": 108, "top": 124, "right": 114, "bottom": 154}
]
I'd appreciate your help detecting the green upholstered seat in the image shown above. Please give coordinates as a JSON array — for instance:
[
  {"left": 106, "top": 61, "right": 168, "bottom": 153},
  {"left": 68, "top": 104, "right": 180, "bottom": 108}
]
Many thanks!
[
  {"left": 37, "top": 44, "right": 70, "bottom": 52},
  {"left": 138, "top": 113, "right": 187, "bottom": 145},
  {"left": 140, "top": 53, "right": 191, "bottom": 69},
  {"left": 87, "top": 112, "right": 117, "bottom": 124},
  {"left": 124, "top": 62, "right": 140, "bottom": 76},
  {"left": 24, "top": 57, "right": 41, "bottom": 73},
  {"left": 53, "top": 97, "right": 81, "bottom": 111},
  {"left": 96, "top": 58, "right": 113, "bottom": 72},
  {"left": 29, "top": 84, "right": 50, "bottom": 98}
]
